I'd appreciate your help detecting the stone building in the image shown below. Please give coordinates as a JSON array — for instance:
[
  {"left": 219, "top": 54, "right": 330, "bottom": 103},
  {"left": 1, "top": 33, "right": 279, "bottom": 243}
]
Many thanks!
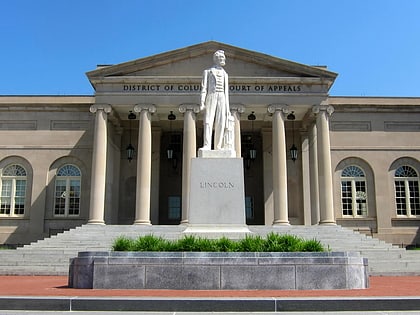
[{"left": 0, "top": 41, "right": 419, "bottom": 245}]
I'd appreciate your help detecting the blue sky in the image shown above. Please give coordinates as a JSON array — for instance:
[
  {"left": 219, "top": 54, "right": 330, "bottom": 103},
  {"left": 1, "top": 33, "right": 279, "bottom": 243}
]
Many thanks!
[{"left": 1, "top": 0, "right": 419, "bottom": 96}]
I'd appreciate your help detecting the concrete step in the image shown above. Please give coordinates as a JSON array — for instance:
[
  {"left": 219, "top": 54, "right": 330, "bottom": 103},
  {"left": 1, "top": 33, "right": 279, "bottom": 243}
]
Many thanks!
[{"left": 1, "top": 224, "right": 419, "bottom": 276}]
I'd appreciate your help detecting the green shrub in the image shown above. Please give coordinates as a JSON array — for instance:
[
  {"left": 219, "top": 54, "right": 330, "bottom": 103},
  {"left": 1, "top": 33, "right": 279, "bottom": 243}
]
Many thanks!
[
  {"left": 299, "top": 238, "right": 324, "bottom": 252},
  {"left": 237, "top": 234, "right": 264, "bottom": 252},
  {"left": 132, "top": 234, "right": 170, "bottom": 251},
  {"left": 264, "top": 232, "right": 302, "bottom": 252},
  {"left": 215, "top": 236, "right": 237, "bottom": 252},
  {"left": 111, "top": 233, "right": 325, "bottom": 252},
  {"left": 112, "top": 236, "right": 133, "bottom": 251},
  {"left": 174, "top": 235, "right": 201, "bottom": 251},
  {"left": 194, "top": 237, "right": 219, "bottom": 252}
]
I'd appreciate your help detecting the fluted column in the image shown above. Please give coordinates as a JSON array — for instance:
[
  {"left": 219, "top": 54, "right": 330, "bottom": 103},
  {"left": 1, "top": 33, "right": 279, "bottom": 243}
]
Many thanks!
[
  {"left": 268, "top": 104, "right": 290, "bottom": 225},
  {"left": 230, "top": 104, "right": 244, "bottom": 158},
  {"left": 88, "top": 104, "right": 112, "bottom": 224},
  {"left": 133, "top": 104, "right": 156, "bottom": 225},
  {"left": 179, "top": 104, "right": 200, "bottom": 224},
  {"left": 313, "top": 105, "right": 336, "bottom": 225}
]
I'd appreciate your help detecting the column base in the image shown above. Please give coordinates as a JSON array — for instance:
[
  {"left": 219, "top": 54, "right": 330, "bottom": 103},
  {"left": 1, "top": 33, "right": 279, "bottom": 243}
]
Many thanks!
[
  {"left": 133, "top": 220, "right": 151, "bottom": 225},
  {"left": 272, "top": 220, "right": 290, "bottom": 226},
  {"left": 180, "top": 220, "right": 189, "bottom": 225},
  {"left": 87, "top": 220, "right": 105, "bottom": 225},
  {"left": 318, "top": 220, "right": 336, "bottom": 225}
]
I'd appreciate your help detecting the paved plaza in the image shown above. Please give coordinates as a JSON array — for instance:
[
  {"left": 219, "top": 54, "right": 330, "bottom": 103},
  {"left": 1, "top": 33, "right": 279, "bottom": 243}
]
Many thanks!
[{"left": 0, "top": 275, "right": 419, "bottom": 313}]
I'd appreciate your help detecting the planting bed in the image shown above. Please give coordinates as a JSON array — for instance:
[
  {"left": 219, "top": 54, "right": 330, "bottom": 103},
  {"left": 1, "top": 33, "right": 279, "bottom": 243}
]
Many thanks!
[{"left": 69, "top": 251, "right": 369, "bottom": 290}]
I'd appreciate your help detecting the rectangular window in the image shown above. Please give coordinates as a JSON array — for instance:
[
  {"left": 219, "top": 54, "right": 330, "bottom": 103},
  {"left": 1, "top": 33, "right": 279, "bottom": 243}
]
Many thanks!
[
  {"left": 0, "top": 180, "right": 12, "bottom": 215},
  {"left": 168, "top": 196, "right": 181, "bottom": 220},
  {"left": 13, "top": 179, "right": 26, "bottom": 215},
  {"left": 341, "top": 181, "right": 353, "bottom": 215},
  {"left": 245, "top": 196, "right": 254, "bottom": 220},
  {"left": 54, "top": 179, "right": 66, "bottom": 216},
  {"left": 409, "top": 180, "right": 420, "bottom": 215},
  {"left": 395, "top": 180, "right": 407, "bottom": 215},
  {"left": 68, "top": 180, "right": 81, "bottom": 216},
  {"left": 355, "top": 181, "right": 367, "bottom": 216}
]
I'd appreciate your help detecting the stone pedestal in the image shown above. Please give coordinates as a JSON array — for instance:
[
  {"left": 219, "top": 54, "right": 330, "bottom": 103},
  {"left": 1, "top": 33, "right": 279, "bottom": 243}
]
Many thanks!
[{"left": 184, "top": 157, "right": 249, "bottom": 233}]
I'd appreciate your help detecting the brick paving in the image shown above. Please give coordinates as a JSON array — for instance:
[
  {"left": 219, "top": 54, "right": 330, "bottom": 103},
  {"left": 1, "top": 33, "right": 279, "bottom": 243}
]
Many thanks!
[{"left": 0, "top": 276, "right": 419, "bottom": 298}]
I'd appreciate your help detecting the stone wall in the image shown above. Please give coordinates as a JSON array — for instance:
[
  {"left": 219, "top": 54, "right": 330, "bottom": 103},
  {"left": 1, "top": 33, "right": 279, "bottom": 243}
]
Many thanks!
[{"left": 69, "top": 251, "right": 369, "bottom": 290}]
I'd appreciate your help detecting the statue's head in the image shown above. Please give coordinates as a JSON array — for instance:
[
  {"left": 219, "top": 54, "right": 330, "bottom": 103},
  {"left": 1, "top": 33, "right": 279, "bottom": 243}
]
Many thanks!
[{"left": 213, "top": 50, "right": 226, "bottom": 67}]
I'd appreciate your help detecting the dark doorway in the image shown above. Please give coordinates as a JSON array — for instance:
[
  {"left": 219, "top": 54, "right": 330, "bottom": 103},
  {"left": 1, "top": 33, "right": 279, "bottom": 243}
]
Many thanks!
[
  {"left": 242, "top": 132, "right": 264, "bottom": 224},
  {"left": 158, "top": 132, "right": 183, "bottom": 224}
]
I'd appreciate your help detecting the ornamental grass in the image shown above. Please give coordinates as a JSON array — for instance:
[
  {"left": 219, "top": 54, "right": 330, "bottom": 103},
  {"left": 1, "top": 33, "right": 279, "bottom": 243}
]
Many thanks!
[{"left": 112, "top": 232, "right": 325, "bottom": 252}]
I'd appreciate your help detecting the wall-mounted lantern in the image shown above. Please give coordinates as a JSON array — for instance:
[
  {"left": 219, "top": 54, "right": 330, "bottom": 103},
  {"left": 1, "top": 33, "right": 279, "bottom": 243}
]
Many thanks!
[
  {"left": 126, "top": 111, "right": 136, "bottom": 162},
  {"left": 167, "top": 111, "right": 178, "bottom": 169},
  {"left": 287, "top": 112, "right": 298, "bottom": 162}
]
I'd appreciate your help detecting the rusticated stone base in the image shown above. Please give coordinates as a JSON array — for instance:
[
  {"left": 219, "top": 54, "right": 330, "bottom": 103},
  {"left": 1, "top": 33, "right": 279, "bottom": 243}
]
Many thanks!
[{"left": 69, "top": 251, "right": 369, "bottom": 290}]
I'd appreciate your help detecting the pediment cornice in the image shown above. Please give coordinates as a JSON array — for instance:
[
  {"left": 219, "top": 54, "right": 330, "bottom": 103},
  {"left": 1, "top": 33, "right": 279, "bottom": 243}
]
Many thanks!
[{"left": 86, "top": 41, "right": 337, "bottom": 91}]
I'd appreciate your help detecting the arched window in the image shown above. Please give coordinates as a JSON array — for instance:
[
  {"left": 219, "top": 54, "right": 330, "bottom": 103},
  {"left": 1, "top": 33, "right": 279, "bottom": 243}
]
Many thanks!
[
  {"left": 394, "top": 165, "right": 420, "bottom": 216},
  {"left": 341, "top": 165, "right": 367, "bottom": 217},
  {"left": 0, "top": 164, "right": 27, "bottom": 216},
  {"left": 54, "top": 164, "right": 81, "bottom": 217}
]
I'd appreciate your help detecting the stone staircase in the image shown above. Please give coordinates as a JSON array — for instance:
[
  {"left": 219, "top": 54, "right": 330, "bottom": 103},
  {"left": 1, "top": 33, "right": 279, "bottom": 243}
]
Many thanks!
[{"left": 0, "top": 224, "right": 419, "bottom": 276}]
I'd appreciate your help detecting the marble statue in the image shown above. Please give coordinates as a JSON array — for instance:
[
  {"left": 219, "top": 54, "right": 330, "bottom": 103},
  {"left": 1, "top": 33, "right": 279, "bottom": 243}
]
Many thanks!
[{"left": 200, "top": 50, "right": 234, "bottom": 152}]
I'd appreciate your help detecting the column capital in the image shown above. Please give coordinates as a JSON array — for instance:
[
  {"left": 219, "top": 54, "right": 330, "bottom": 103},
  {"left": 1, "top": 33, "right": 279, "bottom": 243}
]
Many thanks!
[
  {"left": 312, "top": 105, "right": 334, "bottom": 116},
  {"left": 90, "top": 104, "right": 112, "bottom": 114},
  {"left": 134, "top": 104, "right": 156, "bottom": 114},
  {"left": 230, "top": 103, "right": 245, "bottom": 113},
  {"left": 267, "top": 104, "right": 290, "bottom": 115},
  {"left": 179, "top": 103, "right": 200, "bottom": 113}
]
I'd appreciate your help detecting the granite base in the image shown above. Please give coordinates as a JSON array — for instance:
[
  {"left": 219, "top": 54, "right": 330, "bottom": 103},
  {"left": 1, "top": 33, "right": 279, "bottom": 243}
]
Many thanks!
[{"left": 69, "top": 251, "right": 369, "bottom": 290}]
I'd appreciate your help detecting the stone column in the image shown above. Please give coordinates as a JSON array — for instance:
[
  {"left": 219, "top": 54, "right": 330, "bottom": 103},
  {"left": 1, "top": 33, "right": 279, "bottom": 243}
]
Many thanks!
[
  {"left": 133, "top": 104, "right": 156, "bottom": 225},
  {"left": 230, "top": 104, "right": 244, "bottom": 158},
  {"left": 301, "top": 131, "right": 312, "bottom": 225},
  {"left": 150, "top": 127, "right": 162, "bottom": 224},
  {"left": 309, "top": 122, "right": 320, "bottom": 225},
  {"left": 179, "top": 104, "right": 200, "bottom": 224},
  {"left": 313, "top": 105, "right": 336, "bottom": 225},
  {"left": 261, "top": 128, "right": 274, "bottom": 225},
  {"left": 88, "top": 104, "right": 112, "bottom": 224},
  {"left": 268, "top": 105, "right": 290, "bottom": 225}
]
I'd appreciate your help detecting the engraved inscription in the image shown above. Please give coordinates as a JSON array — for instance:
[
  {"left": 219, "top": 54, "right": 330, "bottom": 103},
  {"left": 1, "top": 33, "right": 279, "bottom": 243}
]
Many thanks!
[
  {"left": 200, "top": 181, "right": 235, "bottom": 189},
  {"left": 121, "top": 84, "right": 304, "bottom": 94}
]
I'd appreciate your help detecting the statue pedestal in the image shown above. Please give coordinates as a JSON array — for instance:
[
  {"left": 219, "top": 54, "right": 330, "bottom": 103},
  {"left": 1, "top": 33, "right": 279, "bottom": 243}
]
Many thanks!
[
  {"left": 184, "top": 157, "right": 249, "bottom": 234},
  {"left": 198, "top": 148, "right": 236, "bottom": 158}
]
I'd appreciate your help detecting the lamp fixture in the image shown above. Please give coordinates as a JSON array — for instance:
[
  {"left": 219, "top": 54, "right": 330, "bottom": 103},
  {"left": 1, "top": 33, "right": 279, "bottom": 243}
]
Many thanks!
[
  {"left": 287, "top": 112, "right": 298, "bottom": 162},
  {"left": 167, "top": 111, "right": 177, "bottom": 169},
  {"left": 245, "top": 112, "right": 257, "bottom": 170},
  {"left": 126, "top": 111, "right": 136, "bottom": 162},
  {"left": 247, "top": 111, "right": 256, "bottom": 121}
]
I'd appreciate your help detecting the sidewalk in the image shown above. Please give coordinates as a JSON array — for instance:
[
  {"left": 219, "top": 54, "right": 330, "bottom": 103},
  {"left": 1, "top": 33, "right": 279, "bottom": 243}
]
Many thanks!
[{"left": 1, "top": 276, "right": 420, "bottom": 312}]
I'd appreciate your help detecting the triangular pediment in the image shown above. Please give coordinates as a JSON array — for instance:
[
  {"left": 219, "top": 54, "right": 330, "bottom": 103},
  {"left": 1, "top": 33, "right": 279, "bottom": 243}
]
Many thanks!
[{"left": 86, "top": 41, "right": 337, "bottom": 84}]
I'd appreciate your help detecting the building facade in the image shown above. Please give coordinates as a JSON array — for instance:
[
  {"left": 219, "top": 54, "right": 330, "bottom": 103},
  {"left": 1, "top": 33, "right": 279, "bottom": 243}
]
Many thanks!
[{"left": 1, "top": 42, "right": 419, "bottom": 245}]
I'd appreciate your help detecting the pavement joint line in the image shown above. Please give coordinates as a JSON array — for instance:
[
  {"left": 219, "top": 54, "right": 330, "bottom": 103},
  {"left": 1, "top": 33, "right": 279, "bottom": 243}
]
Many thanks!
[{"left": 0, "top": 296, "right": 420, "bottom": 312}]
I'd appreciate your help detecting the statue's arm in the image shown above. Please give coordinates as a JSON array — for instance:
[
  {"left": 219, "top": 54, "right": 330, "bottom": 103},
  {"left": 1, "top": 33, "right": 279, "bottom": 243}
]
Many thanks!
[
  {"left": 200, "top": 70, "right": 208, "bottom": 110},
  {"left": 224, "top": 72, "right": 230, "bottom": 113}
]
